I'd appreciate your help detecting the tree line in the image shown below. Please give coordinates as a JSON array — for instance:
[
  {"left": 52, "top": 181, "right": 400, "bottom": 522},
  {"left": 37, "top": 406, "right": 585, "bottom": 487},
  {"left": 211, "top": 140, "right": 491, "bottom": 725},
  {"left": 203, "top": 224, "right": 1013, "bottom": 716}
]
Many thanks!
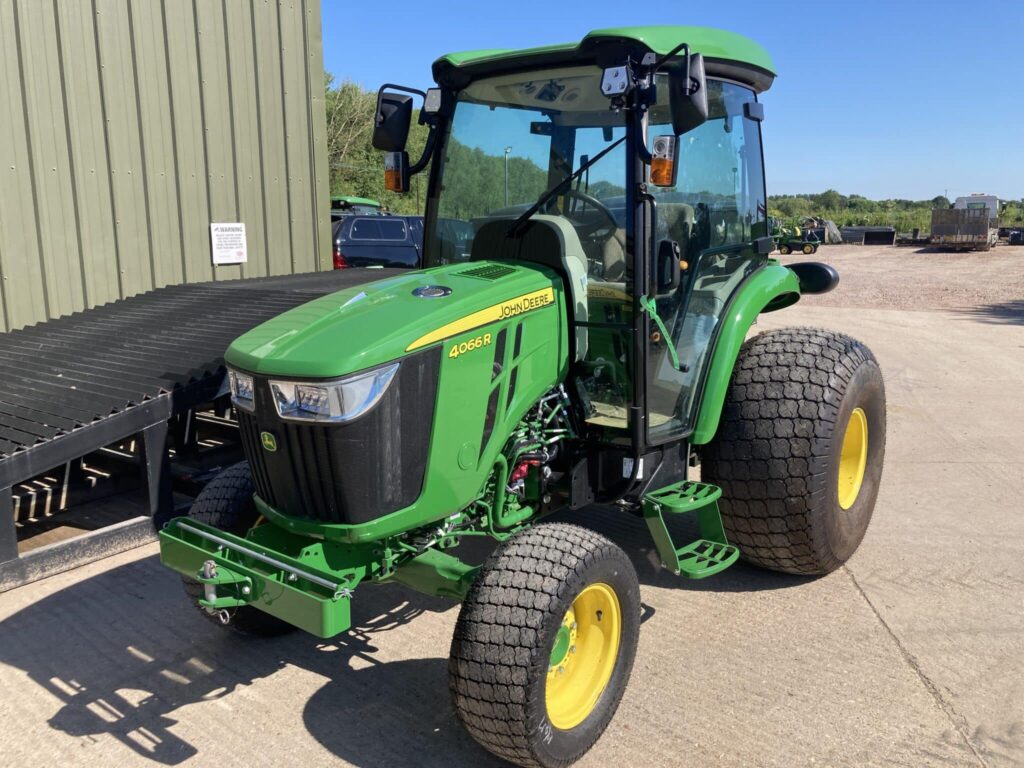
[{"left": 769, "top": 191, "right": 1024, "bottom": 233}]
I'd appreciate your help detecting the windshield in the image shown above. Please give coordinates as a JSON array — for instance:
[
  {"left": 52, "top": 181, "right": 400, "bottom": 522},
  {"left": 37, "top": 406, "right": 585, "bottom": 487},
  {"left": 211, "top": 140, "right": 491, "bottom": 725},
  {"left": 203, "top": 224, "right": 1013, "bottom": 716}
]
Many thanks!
[{"left": 425, "top": 66, "right": 627, "bottom": 268}]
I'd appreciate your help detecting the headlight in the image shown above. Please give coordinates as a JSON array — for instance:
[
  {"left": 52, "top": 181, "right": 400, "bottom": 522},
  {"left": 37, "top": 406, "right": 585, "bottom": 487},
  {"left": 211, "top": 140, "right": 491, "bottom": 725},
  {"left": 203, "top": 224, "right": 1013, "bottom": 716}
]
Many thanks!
[
  {"left": 269, "top": 362, "right": 400, "bottom": 423},
  {"left": 228, "top": 370, "right": 255, "bottom": 412}
]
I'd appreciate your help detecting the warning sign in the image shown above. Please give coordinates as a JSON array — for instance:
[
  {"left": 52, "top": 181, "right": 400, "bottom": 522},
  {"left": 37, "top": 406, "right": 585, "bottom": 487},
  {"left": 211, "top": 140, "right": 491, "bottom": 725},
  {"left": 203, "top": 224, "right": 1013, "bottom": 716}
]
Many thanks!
[{"left": 210, "top": 223, "right": 247, "bottom": 265}]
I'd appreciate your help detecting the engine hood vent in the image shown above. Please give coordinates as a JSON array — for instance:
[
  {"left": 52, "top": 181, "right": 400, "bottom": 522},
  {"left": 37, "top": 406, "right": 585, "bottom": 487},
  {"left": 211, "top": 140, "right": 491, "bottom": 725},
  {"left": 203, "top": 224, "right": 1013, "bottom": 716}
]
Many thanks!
[{"left": 458, "top": 264, "right": 517, "bottom": 280}]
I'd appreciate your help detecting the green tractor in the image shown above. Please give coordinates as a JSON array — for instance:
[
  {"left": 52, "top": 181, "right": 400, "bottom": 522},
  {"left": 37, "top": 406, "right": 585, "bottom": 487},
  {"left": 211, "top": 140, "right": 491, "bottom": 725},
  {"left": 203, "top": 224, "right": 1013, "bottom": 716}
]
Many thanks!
[
  {"left": 771, "top": 218, "right": 820, "bottom": 255},
  {"left": 159, "top": 25, "right": 885, "bottom": 768}
]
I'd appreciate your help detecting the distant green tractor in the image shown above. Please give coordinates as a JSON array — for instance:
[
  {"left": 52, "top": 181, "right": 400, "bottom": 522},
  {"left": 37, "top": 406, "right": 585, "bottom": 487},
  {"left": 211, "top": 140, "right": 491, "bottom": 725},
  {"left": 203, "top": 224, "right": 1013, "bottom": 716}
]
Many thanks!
[
  {"left": 330, "top": 195, "right": 383, "bottom": 215},
  {"left": 772, "top": 221, "right": 820, "bottom": 255},
  {"left": 160, "top": 26, "right": 885, "bottom": 768}
]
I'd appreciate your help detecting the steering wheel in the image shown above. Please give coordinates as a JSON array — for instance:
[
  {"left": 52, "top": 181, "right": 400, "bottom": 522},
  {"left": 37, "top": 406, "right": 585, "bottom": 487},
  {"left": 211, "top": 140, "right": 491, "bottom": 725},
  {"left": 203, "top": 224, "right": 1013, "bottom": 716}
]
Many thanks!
[{"left": 561, "top": 189, "right": 619, "bottom": 240}]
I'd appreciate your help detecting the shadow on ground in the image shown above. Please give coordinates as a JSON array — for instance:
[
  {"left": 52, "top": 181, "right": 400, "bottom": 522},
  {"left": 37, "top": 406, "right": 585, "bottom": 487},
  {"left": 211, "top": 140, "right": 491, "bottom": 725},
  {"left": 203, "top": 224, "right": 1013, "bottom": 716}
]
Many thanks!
[
  {"left": 0, "top": 505, "right": 809, "bottom": 765},
  {"left": 956, "top": 299, "right": 1024, "bottom": 325},
  {"left": 0, "top": 554, "right": 501, "bottom": 766}
]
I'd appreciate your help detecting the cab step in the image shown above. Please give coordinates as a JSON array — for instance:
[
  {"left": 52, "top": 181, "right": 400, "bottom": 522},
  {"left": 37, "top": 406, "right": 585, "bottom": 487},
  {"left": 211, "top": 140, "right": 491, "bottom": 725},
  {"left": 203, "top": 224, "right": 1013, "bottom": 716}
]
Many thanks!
[{"left": 642, "top": 480, "right": 739, "bottom": 579}]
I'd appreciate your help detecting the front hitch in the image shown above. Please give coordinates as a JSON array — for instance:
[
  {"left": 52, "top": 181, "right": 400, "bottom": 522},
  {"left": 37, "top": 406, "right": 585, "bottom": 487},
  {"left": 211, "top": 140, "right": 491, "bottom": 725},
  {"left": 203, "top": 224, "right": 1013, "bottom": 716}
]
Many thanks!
[{"left": 195, "top": 558, "right": 255, "bottom": 617}]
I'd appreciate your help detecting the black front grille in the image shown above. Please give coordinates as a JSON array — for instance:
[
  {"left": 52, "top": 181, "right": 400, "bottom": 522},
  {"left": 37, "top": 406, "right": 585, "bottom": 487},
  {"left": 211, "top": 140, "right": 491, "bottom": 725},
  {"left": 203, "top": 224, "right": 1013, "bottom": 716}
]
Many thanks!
[{"left": 237, "top": 347, "right": 440, "bottom": 525}]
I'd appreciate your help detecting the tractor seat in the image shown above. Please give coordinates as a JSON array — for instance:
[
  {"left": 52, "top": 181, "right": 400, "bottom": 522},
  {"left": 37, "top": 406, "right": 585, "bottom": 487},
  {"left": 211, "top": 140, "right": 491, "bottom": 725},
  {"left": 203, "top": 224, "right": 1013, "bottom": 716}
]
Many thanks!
[{"left": 470, "top": 216, "right": 589, "bottom": 361}]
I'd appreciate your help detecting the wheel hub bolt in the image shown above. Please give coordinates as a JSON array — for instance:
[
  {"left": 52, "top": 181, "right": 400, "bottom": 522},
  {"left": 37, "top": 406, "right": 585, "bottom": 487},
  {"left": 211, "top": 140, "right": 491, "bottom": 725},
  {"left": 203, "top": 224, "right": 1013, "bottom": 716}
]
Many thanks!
[
  {"left": 557, "top": 666, "right": 565, "bottom": 675},
  {"left": 569, "top": 645, "right": 576, "bottom": 654}
]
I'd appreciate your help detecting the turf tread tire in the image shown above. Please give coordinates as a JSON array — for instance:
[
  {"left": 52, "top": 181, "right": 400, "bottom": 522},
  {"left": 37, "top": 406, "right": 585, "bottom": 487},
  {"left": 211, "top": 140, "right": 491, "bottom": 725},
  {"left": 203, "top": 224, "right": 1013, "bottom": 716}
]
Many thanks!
[
  {"left": 181, "top": 462, "right": 295, "bottom": 637},
  {"left": 449, "top": 523, "right": 640, "bottom": 768},
  {"left": 701, "top": 327, "right": 886, "bottom": 575}
]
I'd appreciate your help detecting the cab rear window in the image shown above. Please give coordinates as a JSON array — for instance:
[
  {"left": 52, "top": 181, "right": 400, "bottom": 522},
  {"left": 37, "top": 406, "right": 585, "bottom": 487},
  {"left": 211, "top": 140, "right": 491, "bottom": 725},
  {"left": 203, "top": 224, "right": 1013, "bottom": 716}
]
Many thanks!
[{"left": 350, "top": 218, "right": 408, "bottom": 241}]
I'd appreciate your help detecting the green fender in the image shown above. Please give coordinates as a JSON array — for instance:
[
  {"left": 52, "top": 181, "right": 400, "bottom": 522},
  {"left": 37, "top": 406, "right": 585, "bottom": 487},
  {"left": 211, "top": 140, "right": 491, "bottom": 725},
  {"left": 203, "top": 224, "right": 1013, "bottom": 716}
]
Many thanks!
[{"left": 690, "top": 263, "right": 801, "bottom": 445}]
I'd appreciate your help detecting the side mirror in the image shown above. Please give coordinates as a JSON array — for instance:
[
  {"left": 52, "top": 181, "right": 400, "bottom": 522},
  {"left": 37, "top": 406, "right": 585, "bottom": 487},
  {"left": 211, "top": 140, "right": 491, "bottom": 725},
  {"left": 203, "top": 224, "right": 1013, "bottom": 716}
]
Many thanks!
[
  {"left": 372, "top": 91, "right": 414, "bottom": 152},
  {"left": 384, "top": 152, "right": 409, "bottom": 194},
  {"left": 667, "top": 52, "right": 708, "bottom": 135},
  {"left": 655, "top": 239, "right": 682, "bottom": 294}
]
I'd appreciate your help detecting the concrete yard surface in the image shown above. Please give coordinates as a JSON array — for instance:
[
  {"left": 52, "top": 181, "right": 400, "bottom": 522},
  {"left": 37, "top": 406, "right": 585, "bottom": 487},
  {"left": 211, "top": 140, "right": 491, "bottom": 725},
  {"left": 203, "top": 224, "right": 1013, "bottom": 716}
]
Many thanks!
[{"left": 1, "top": 245, "right": 1022, "bottom": 767}]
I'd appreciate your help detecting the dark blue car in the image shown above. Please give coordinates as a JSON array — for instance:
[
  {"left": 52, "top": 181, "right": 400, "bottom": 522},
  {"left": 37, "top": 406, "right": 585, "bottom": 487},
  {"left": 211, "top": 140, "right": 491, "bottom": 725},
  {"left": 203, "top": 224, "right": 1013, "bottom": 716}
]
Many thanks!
[{"left": 332, "top": 215, "right": 423, "bottom": 269}]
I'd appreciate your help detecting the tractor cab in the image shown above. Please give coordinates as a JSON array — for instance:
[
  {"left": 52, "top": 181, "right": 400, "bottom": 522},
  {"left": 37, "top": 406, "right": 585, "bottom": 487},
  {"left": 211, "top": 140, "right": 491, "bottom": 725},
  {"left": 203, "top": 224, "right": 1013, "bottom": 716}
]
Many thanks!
[{"left": 376, "top": 27, "right": 777, "bottom": 481}]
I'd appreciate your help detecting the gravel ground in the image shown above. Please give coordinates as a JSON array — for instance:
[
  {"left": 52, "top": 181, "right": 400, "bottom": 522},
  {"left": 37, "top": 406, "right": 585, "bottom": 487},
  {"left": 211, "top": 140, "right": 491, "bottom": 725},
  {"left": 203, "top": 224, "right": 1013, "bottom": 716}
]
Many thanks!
[
  {"left": 780, "top": 243, "right": 1024, "bottom": 317},
  {"left": 1, "top": 251, "right": 1022, "bottom": 768}
]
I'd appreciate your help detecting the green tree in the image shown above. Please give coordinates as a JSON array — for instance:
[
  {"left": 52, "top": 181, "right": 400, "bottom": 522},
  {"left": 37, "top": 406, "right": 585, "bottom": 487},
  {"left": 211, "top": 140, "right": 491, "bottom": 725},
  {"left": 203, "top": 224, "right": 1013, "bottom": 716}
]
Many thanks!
[{"left": 324, "top": 74, "right": 430, "bottom": 215}]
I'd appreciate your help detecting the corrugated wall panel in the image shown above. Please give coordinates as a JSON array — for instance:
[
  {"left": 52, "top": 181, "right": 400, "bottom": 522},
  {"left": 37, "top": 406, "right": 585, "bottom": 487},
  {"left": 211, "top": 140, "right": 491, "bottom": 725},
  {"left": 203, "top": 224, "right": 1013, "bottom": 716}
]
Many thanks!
[
  {"left": 305, "top": 0, "right": 331, "bottom": 269},
  {"left": 195, "top": 0, "right": 240, "bottom": 281},
  {"left": 0, "top": 0, "right": 49, "bottom": 332},
  {"left": 54, "top": 0, "right": 122, "bottom": 309},
  {"left": 279, "top": 0, "right": 317, "bottom": 273},
  {"left": 129, "top": 0, "right": 184, "bottom": 289},
  {"left": 18, "top": 3, "right": 87, "bottom": 320},
  {"left": 225, "top": 0, "right": 269, "bottom": 279},
  {"left": 95, "top": 0, "right": 152, "bottom": 299},
  {"left": 0, "top": 0, "right": 328, "bottom": 331},
  {"left": 163, "top": 0, "right": 212, "bottom": 285},
  {"left": 251, "top": 0, "right": 291, "bottom": 277}
]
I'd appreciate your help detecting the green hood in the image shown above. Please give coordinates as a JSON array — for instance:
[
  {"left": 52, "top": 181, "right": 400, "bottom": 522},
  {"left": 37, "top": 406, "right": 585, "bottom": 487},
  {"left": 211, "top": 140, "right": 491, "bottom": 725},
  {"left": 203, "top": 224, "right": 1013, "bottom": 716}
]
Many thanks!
[{"left": 225, "top": 262, "right": 558, "bottom": 378}]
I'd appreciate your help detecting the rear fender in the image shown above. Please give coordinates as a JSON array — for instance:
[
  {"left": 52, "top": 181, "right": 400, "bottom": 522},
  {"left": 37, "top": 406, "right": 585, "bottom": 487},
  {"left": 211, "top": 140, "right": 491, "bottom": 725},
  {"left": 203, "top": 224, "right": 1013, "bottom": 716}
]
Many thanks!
[{"left": 690, "top": 263, "right": 801, "bottom": 445}]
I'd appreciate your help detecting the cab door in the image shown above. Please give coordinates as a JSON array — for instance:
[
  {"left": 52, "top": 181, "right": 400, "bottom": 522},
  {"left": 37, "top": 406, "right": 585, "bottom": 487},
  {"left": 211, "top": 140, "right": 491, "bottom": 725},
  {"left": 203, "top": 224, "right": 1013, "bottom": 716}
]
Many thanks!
[{"left": 643, "top": 80, "right": 770, "bottom": 444}]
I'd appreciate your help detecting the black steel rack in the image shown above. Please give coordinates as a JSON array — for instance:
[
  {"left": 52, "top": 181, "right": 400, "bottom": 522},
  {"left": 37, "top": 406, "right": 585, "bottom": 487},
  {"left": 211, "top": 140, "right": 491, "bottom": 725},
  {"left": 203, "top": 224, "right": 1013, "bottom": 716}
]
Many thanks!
[{"left": 0, "top": 269, "right": 397, "bottom": 590}]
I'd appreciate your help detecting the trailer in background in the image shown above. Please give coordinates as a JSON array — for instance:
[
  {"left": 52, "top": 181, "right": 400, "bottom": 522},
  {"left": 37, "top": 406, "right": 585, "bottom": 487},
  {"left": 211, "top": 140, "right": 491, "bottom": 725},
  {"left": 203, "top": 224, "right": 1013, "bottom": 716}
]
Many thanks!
[{"left": 930, "top": 194, "right": 999, "bottom": 251}]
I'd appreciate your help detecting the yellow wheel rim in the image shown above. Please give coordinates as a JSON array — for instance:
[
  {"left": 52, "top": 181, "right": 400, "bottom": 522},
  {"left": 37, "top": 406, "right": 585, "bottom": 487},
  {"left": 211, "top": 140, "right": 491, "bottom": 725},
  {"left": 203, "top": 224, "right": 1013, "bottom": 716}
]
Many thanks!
[
  {"left": 803, "top": 244, "right": 814, "bottom": 254},
  {"left": 545, "top": 583, "right": 621, "bottom": 730},
  {"left": 838, "top": 407, "right": 868, "bottom": 510}
]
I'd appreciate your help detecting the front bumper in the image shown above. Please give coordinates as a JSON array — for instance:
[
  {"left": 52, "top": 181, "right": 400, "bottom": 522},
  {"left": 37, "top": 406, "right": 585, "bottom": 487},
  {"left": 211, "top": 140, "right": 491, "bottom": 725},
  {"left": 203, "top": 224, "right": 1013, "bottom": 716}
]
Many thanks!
[{"left": 158, "top": 518, "right": 366, "bottom": 638}]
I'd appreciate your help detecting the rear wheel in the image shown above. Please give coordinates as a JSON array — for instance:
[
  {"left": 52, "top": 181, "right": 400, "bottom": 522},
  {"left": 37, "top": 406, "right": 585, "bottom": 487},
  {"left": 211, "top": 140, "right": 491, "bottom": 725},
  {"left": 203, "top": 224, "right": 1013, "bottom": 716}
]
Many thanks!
[
  {"left": 449, "top": 523, "right": 640, "bottom": 768},
  {"left": 701, "top": 328, "right": 886, "bottom": 575},
  {"left": 180, "top": 462, "right": 296, "bottom": 637}
]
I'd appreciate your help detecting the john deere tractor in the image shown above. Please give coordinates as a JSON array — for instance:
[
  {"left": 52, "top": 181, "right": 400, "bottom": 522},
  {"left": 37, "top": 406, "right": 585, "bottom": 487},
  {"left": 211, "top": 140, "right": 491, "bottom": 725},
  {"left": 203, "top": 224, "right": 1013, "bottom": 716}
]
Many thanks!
[{"left": 159, "top": 26, "right": 885, "bottom": 768}]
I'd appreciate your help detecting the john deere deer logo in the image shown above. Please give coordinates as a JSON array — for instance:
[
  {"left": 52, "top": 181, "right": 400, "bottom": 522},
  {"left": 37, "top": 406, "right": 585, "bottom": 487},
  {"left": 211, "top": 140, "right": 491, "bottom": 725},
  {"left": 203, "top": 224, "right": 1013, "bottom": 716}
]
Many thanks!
[{"left": 260, "top": 431, "right": 277, "bottom": 452}]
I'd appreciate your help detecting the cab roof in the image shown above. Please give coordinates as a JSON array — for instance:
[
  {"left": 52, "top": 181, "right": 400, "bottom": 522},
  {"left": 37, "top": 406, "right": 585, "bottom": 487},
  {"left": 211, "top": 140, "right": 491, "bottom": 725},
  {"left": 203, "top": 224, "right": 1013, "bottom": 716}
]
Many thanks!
[
  {"left": 331, "top": 196, "right": 381, "bottom": 208},
  {"left": 433, "top": 25, "right": 776, "bottom": 93}
]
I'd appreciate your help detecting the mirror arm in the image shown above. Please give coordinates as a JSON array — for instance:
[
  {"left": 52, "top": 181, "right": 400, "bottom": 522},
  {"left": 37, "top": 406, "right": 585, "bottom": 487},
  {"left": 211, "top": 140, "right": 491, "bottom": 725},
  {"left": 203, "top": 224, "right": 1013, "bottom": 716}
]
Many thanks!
[
  {"left": 637, "top": 108, "right": 653, "bottom": 164},
  {"left": 375, "top": 82, "right": 426, "bottom": 108},
  {"left": 648, "top": 42, "right": 689, "bottom": 77},
  {"left": 408, "top": 125, "right": 437, "bottom": 176}
]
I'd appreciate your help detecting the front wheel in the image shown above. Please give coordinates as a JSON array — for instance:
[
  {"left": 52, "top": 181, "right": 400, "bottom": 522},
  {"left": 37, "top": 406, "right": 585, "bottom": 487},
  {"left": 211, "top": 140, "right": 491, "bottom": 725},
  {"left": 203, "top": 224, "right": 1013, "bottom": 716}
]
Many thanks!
[
  {"left": 701, "top": 328, "right": 886, "bottom": 575},
  {"left": 449, "top": 523, "right": 640, "bottom": 768},
  {"left": 180, "top": 462, "right": 296, "bottom": 637}
]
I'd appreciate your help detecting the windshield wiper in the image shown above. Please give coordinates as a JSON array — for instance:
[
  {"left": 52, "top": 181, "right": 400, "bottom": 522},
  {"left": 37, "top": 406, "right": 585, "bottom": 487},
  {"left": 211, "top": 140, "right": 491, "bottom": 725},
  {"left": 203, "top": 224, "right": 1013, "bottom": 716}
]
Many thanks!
[{"left": 506, "top": 136, "right": 626, "bottom": 238}]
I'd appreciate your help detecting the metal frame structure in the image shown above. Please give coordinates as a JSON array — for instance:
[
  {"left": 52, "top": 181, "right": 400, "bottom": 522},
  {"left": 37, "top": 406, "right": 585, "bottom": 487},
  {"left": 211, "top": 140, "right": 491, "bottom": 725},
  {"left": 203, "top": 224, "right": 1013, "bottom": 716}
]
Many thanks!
[{"left": 0, "top": 270, "right": 398, "bottom": 590}]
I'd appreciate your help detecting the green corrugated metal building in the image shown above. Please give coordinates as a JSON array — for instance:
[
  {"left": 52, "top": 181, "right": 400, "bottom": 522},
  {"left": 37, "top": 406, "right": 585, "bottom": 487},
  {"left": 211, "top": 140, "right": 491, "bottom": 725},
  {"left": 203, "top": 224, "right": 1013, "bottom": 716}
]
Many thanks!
[{"left": 0, "top": 0, "right": 331, "bottom": 332}]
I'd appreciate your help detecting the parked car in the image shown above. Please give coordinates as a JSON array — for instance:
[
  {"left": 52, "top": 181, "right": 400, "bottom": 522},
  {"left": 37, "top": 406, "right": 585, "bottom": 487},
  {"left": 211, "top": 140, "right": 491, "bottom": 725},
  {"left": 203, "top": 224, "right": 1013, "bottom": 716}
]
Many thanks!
[{"left": 332, "top": 215, "right": 423, "bottom": 269}]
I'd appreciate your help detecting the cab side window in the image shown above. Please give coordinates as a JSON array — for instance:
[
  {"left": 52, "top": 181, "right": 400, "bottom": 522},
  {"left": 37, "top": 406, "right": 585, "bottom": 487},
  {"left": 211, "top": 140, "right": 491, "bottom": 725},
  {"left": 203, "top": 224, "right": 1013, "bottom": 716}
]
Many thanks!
[{"left": 645, "top": 80, "right": 769, "bottom": 442}]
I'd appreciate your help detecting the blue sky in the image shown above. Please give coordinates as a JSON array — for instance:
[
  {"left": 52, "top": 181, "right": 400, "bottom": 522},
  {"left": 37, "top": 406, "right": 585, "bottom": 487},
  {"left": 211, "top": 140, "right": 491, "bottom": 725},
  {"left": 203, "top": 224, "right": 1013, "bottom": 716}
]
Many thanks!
[{"left": 323, "top": 0, "right": 1024, "bottom": 201}]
